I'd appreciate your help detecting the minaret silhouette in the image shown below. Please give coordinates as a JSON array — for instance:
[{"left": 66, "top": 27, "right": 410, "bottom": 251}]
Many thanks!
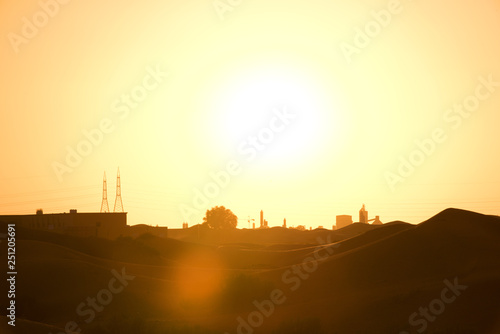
[
  {"left": 113, "top": 168, "right": 124, "bottom": 213},
  {"left": 100, "top": 172, "right": 110, "bottom": 213}
]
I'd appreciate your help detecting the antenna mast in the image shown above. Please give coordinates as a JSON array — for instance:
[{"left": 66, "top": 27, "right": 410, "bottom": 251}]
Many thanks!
[
  {"left": 113, "top": 168, "right": 124, "bottom": 212},
  {"left": 100, "top": 172, "right": 110, "bottom": 213}
]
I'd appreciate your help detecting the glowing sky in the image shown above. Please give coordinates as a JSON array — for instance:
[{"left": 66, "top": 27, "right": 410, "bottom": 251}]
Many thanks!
[{"left": 1, "top": 0, "right": 499, "bottom": 228}]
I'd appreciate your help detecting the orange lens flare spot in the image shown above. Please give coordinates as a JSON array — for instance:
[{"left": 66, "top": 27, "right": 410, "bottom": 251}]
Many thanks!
[{"left": 173, "top": 251, "right": 225, "bottom": 303}]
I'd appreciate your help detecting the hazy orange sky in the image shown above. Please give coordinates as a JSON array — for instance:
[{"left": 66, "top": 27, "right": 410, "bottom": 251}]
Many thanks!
[{"left": 1, "top": 0, "right": 499, "bottom": 228}]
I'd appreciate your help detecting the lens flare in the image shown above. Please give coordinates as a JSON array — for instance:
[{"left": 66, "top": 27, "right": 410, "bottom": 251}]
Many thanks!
[{"left": 173, "top": 250, "right": 226, "bottom": 304}]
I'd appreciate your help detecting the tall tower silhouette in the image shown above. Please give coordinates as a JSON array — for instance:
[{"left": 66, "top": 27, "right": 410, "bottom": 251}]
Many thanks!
[
  {"left": 100, "top": 172, "right": 110, "bottom": 213},
  {"left": 113, "top": 168, "right": 124, "bottom": 213},
  {"left": 359, "top": 204, "right": 368, "bottom": 224}
]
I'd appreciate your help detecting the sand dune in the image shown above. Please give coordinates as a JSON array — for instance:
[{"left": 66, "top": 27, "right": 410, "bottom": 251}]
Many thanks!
[
  {"left": 1, "top": 208, "right": 499, "bottom": 333},
  {"left": 256, "top": 208, "right": 500, "bottom": 333}
]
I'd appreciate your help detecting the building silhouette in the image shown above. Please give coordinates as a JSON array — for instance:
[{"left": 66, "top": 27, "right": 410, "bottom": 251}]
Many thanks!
[
  {"left": 335, "top": 205, "right": 383, "bottom": 229},
  {"left": 0, "top": 172, "right": 128, "bottom": 239},
  {"left": 359, "top": 204, "right": 368, "bottom": 224},
  {"left": 336, "top": 215, "right": 353, "bottom": 229},
  {"left": 371, "top": 215, "right": 383, "bottom": 225},
  {"left": 0, "top": 209, "right": 126, "bottom": 239}
]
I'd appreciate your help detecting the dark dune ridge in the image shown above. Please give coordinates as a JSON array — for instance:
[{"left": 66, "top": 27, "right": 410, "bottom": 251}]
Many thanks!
[{"left": 1, "top": 208, "right": 499, "bottom": 334}]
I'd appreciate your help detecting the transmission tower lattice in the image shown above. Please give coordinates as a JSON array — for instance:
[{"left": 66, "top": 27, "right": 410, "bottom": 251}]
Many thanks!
[
  {"left": 100, "top": 172, "right": 110, "bottom": 213},
  {"left": 113, "top": 168, "right": 124, "bottom": 212}
]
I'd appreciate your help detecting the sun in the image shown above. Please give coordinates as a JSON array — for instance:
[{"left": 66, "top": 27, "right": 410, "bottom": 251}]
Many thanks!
[{"left": 200, "top": 60, "right": 346, "bottom": 169}]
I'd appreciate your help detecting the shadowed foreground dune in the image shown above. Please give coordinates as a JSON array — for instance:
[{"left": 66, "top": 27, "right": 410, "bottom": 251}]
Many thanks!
[{"left": 1, "top": 208, "right": 500, "bottom": 334}]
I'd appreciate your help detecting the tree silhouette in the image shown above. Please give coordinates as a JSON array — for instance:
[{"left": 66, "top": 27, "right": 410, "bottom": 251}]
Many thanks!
[{"left": 203, "top": 206, "right": 237, "bottom": 229}]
